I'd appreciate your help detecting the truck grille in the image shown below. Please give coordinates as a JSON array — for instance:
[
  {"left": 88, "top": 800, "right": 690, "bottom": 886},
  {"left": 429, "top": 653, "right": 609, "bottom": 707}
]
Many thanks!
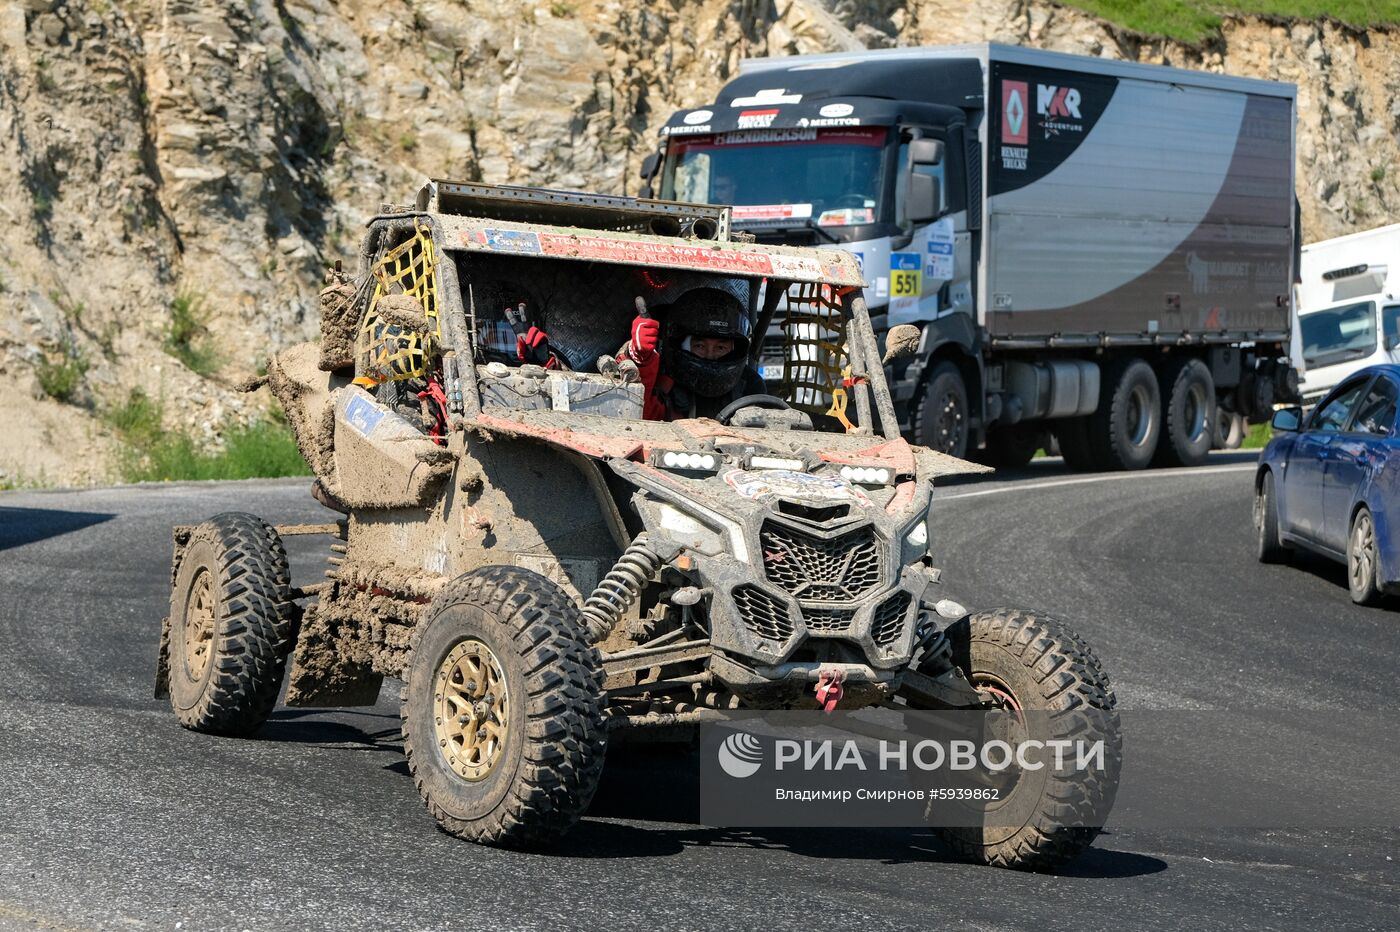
[
  {"left": 760, "top": 521, "right": 884, "bottom": 602},
  {"left": 732, "top": 585, "right": 795, "bottom": 642},
  {"left": 872, "top": 592, "right": 912, "bottom": 646},
  {"left": 803, "top": 607, "right": 854, "bottom": 634}
]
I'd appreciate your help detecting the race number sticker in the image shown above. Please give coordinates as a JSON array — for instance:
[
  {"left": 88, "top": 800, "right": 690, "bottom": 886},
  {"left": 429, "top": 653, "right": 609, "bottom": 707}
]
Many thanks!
[{"left": 890, "top": 252, "right": 922, "bottom": 298}]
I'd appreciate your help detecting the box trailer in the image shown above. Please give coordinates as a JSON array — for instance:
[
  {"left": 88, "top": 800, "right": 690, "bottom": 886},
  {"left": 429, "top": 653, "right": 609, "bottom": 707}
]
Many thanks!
[
  {"left": 644, "top": 43, "right": 1300, "bottom": 468},
  {"left": 1294, "top": 223, "right": 1400, "bottom": 403}
]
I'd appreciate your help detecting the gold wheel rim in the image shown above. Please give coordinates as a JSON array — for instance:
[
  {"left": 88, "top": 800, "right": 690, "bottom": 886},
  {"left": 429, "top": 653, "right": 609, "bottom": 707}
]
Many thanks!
[
  {"left": 434, "top": 639, "right": 510, "bottom": 782},
  {"left": 182, "top": 568, "right": 216, "bottom": 683}
]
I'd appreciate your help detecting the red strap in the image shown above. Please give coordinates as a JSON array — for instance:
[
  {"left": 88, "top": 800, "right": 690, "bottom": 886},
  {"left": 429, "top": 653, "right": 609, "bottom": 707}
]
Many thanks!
[{"left": 815, "top": 668, "right": 845, "bottom": 712}]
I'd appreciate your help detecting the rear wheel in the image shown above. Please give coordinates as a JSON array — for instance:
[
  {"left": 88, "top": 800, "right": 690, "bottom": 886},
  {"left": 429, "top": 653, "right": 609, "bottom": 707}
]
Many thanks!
[
  {"left": 1088, "top": 358, "right": 1160, "bottom": 470},
  {"left": 1155, "top": 358, "right": 1215, "bottom": 467},
  {"left": 933, "top": 609, "right": 1120, "bottom": 872},
  {"left": 166, "top": 513, "right": 293, "bottom": 735},
  {"left": 1348, "top": 508, "right": 1384, "bottom": 606},
  {"left": 915, "top": 362, "right": 969, "bottom": 458},
  {"left": 980, "top": 425, "right": 1042, "bottom": 469},
  {"left": 1214, "top": 409, "right": 1246, "bottom": 450},
  {"left": 402, "top": 566, "right": 607, "bottom": 848},
  {"left": 1254, "top": 471, "right": 1289, "bottom": 564}
]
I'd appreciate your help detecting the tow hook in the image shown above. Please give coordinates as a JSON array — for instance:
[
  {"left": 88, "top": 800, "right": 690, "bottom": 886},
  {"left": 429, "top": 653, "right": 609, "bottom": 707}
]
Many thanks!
[{"left": 815, "top": 666, "right": 846, "bottom": 712}]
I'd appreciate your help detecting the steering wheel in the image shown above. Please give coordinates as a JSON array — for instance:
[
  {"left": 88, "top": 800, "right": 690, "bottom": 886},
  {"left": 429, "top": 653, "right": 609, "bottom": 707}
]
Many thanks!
[{"left": 716, "top": 394, "right": 791, "bottom": 425}]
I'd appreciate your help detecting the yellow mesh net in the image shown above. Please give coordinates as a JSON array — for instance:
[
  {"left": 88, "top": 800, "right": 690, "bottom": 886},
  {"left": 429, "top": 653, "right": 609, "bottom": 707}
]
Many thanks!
[
  {"left": 777, "top": 283, "right": 854, "bottom": 427},
  {"left": 356, "top": 224, "right": 443, "bottom": 383}
]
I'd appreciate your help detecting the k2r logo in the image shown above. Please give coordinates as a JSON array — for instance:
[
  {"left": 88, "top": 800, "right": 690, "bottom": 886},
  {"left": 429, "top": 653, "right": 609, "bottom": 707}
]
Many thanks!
[{"left": 1036, "top": 84, "right": 1084, "bottom": 136}]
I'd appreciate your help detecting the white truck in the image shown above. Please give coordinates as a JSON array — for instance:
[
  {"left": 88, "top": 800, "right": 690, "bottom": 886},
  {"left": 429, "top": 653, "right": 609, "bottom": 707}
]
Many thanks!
[
  {"left": 642, "top": 44, "right": 1301, "bottom": 469},
  {"left": 1294, "top": 222, "right": 1400, "bottom": 403}
]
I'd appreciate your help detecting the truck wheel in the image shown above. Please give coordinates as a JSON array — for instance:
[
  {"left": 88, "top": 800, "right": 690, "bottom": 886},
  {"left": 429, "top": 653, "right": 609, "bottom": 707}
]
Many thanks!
[
  {"left": 1348, "top": 507, "right": 1384, "bottom": 606},
  {"left": 1254, "top": 471, "right": 1289, "bottom": 564},
  {"left": 166, "top": 513, "right": 293, "bottom": 736},
  {"left": 934, "top": 609, "right": 1120, "bottom": 872},
  {"left": 980, "top": 425, "right": 1041, "bottom": 469},
  {"left": 1154, "top": 358, "right": 1215, "bottom": 467},
  {"left": 402, "top": 566, "right": 608, "bottom": 848},
  {"left": 915, "top": 362, "right": 969, "bottom": 458},
  {"left": 1214, "top": 409, "right": 1245, "bottom": 450},
  {"left": 1054, "top": 417, "right": 1101, "bottom": 472},
  {"left": 1088, "top": 358, "right": 1160, "bottom": 470}
]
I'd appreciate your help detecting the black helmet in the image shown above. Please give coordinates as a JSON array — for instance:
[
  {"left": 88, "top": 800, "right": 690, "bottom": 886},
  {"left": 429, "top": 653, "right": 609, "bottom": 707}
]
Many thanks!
[{"left": 662, "top": 288, "right": 752, "bottom": 398}]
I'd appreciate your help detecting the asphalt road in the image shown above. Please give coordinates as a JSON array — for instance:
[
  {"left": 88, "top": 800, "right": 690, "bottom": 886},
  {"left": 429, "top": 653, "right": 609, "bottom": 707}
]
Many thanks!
[{"left": 1, "top": 455, "right": 1396, "bottom": 931}]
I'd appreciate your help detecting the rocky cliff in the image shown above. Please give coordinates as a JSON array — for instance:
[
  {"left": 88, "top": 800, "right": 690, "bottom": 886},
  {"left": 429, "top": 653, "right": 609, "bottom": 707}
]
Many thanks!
[{"left": 1, "top": 0, "right": 1397, "bottom": 485}]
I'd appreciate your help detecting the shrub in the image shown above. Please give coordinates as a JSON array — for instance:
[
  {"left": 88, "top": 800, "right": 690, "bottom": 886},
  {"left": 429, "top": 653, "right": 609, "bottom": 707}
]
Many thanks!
[
  {"left": 163, "top": 291, "right": 220, "bottom": 376},
  {"left": 35, "top": 338, "right": 88, "bottom": 402}
]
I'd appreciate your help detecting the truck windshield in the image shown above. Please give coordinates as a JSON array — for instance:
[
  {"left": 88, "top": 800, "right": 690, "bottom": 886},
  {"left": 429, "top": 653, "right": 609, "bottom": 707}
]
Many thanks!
[
  {"left": 661, "top": 127, "right": 890, "bottom": 228},
  {"left": 1300, "top": 300, "right": 1377, "bottom": 368}
]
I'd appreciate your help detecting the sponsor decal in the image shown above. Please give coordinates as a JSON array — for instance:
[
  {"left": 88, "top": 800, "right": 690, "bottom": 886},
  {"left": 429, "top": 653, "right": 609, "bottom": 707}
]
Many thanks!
[
  {"left": 819, "top": 103, "right": 854, "bottom": 118},
  {"left": 816, "top": 208, "right": 874, "bottom": 227},
  {"left": 797, "top": 116, "right": 862, "bottom": 128},
  {"left": 875, "top": 276, "right": 888, "bottom": 299},
  {"left": 684, "top": 109, "right": 713, "bottom": 125},
  {"left": 478, "top": 228, "right": 542, "bottom": 255},
  {"left": 344, "top": 393, "right": 386, "bottom": 437},
  {"left": 662, "top": 124, "right": 711, "bottom": 136},
  {"left": 768, "top": 254, "right": 828, "bottom": 279},
  {"left": 738, "top": 108, "right": 780, "bottom": 129},
  {"left": 730, "top": 88, "right": 803, "bottom": 107},
  {"left": 925, "top": 217, "right": 954, "bottom": 280},
  {"left": 1001, "top": 80, "right": 1028, "bottom": 145},
  {"left": 715, "top": 128, "right": 818, "bottom": 145},
  {"left": 723, "top": 469, "right": 874, "bottom": 508},
  {"left": 526, "top": 233, "right": 802, "bottom": 278},
  {"left": 1036, "top": 83, "right": 1084, "bottom": 137},
  {"left": 1186, "top": 251, "right": 1254, "bottom": 295},
  {"left": 732, "top": 203, "right": 813, "bottom": 222}
]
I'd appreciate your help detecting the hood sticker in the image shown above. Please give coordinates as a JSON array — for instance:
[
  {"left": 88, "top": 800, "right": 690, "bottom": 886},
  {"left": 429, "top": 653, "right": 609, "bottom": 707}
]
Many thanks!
[{"left": 723, "top": 469, "right": 873, "bottom": 508}]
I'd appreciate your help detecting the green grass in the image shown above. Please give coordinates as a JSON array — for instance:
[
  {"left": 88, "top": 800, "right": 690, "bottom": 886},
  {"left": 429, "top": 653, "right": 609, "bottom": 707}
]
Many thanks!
[
  {"left": 103, "top": 388, "right": 310, "bottom": 483},
  {"left": 163, "top": 291, "right": 220, "bottom": 376},
  {"left": 35, "top": 337, "right": 89, "bottom": 402},
  {"left": 1062, "top": 1, "right": 1400, "bottom": 42},
  {"left": 1242, "top": 421, "right": 1273, "bottom": 449}
]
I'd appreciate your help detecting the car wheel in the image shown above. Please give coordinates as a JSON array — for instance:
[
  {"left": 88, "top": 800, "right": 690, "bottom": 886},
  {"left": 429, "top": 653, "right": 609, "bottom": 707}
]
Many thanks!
[
  {"left": 1347, "top": 507, "right": 1384, "bottom": 606},
  {"left": 1254, "top": 471, "right": 1289, "bottom": 564}
]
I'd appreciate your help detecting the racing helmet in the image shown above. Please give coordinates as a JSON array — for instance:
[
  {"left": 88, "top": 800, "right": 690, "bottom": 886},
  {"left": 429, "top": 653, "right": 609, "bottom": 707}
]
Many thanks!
[{"left": 662, "top": 288, "right": 753, "bottom": 398}]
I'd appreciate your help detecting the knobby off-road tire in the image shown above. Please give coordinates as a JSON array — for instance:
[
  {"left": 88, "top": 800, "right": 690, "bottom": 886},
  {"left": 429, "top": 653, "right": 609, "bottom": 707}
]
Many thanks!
[
  {"left": 1088, "top": 357, "right": 1160, "bottom": 471},
  {"left": 915, "top": 362, "right": 970, "bottom": 459},
  {"left": 935, "top": 608, "right": 1121, "bottom": 872},
  {"left": 1154, "top": 357, "right": 1215, "bottom": 467},
  {"left": 401, "top": 566, "right": 608, "bottom": 848},
  {"left": 1348, "top": 507, "right": 1384, "bottom": 606},
  {"left": 1254, "top": 471, "right": 1289, "bottom": 564},
  {"left": 166, "top": 512, "right": 293, "bottom": 736}
]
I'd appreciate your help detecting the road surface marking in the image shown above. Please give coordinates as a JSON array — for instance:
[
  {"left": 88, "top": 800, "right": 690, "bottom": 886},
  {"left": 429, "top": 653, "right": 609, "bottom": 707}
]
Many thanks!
[{"left": 936, "top": 463, "right": 1257, "bottom": 502}]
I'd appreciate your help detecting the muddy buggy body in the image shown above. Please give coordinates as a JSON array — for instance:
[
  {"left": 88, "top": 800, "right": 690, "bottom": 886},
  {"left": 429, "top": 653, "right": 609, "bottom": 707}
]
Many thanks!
[{"left": 154, "top": 181, "right": 1119, "bottom": 870}]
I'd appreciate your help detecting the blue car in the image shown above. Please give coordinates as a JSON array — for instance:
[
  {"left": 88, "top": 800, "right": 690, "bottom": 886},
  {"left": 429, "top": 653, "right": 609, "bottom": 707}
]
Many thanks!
[{"left": 1255, "top": 364, "right": 1400, "bottom": 605}]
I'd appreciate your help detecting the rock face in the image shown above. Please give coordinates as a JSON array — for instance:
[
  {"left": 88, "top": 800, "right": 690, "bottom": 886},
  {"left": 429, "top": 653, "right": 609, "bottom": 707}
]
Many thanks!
[{"left": 0, "top": 0, "right": 1396, "bottom": 484}]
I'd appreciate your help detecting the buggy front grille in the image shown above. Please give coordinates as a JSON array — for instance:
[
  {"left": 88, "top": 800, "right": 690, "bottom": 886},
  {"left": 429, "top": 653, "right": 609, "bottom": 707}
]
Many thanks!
[
  {"left": 732, "top": 585, "right": 795, "bottom": 642},
  {"left": 802, "top": 606, "right": 855, "bottom": 634},
  {"left": 759, "top": 521, "right": 884, "bottom": 602},
  {"left": 872, "top": 592, "right": 913, "bottom": 647}
]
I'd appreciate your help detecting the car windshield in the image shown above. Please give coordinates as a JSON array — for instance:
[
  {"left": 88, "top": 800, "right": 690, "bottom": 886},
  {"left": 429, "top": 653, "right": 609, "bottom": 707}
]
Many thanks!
[
  {"left": 662, "top": 127, "right": 890, "bottom": 228},
  {"left": 1299, "top": 300, "right": 1376, "bottom": 368}
]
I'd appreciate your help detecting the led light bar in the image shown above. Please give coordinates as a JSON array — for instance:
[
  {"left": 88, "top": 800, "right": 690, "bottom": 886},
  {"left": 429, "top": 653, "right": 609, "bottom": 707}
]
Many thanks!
[
  {"left": 839, "top": 465, "right": 892, "bottom": 486},
  {"left": 656, "top": 450, "right": 718, "bottom": 472}
]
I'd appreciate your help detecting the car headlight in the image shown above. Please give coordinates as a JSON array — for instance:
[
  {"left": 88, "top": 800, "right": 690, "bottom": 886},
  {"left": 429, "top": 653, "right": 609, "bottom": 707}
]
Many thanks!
[
  {"left": 840, "top": 465, "right": 892, "bottom": 486},
  {"left": 657, "top": 503, "right": 749, "bottom": 563}
]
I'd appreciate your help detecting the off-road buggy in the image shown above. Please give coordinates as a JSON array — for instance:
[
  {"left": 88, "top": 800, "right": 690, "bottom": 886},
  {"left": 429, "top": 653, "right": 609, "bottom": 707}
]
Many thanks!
[{"left": 154, "top": 182, "right": 1119, "bottom": 870}]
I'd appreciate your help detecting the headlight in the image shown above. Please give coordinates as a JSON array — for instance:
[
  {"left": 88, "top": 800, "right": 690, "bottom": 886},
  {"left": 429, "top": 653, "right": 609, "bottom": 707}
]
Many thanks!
[
  {"left": 656, "top": 450, "right": 718, "bottom": 472},
  {"left": 840, "top": 465, "right": 892, "bottom": 486},
  {"left": 657, "top": 503, "right": 749, "bottom": 563},
  {"left": 748, "top": 454, "right": 805, "bottom": 472},
  {"left": 905, "top": 521, "right": 928, "bottom": 549}
]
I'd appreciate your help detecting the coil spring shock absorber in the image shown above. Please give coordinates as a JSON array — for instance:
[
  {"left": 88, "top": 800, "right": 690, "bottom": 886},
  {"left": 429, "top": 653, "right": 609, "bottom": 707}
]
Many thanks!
[{"left": 580, "top": 534, "right": 664, "bottom": 642}]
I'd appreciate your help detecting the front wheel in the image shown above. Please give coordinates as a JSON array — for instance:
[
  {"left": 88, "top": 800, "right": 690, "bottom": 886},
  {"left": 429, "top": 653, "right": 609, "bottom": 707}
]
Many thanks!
[
  {"left": 1348, "top": 507, "right": 1384, "bottom": 606},
  {"left": 1254, "top": 471, "right": 1289, "bottom": 564},
  {"left": 933, "top": 609, "right": 1121, "bottom": 871},
  {"left": 915, "top": 362, "right": 969, "bottom": 458},
  {"left": 401, "top": 566, "right": 608, "bottom": 848}
]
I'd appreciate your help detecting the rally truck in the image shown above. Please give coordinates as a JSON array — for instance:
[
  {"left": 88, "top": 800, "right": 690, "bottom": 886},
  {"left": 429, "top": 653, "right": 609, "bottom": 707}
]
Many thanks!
[
  {"left": 642, "top": 43, "right": 1300, "bottom": 468},
  {"left": 154, "top": 181, "right": 1119, "bottom": 870}
]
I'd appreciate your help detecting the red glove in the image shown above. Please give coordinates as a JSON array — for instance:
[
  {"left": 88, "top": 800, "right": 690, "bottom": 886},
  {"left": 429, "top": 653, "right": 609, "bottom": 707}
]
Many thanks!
[
  {"left": 516, "top": 326, "right": 556, "bottom": 368},
  {"left": 630, "top": 316, "right": 661, "bottom": 364}
]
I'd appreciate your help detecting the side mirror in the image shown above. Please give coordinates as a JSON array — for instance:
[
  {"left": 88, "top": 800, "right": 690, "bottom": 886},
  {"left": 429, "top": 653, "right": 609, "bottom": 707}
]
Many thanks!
[
  {"left": 909, "top": 138, "right": 944, "bottom": 166},
  {"left": 905, "top": 173, "right": 940, "bottom": 225},
  {"left": 882, "top": 324, "right": 922, "bottom": 364},
  {"left": 639, "top": 152, "right": 659, "bottom": 181},
  {"left": 1271, "top": 406, "right": 1303, "bottom": 433}
]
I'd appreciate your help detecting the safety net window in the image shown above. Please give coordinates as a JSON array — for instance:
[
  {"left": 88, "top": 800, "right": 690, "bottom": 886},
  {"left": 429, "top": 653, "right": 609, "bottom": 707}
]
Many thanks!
[
  {"left": 772, "top": 282, "right": 860, "bottom": 430},
  {"left": 356, "top": 223, "right": 444, "bottom": 383}
]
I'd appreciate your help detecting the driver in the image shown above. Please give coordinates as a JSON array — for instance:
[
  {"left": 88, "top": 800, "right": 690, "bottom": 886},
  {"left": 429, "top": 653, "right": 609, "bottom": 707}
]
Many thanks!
[{"left": 619, "top": 288, "right": 766, "bottom": 421}]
